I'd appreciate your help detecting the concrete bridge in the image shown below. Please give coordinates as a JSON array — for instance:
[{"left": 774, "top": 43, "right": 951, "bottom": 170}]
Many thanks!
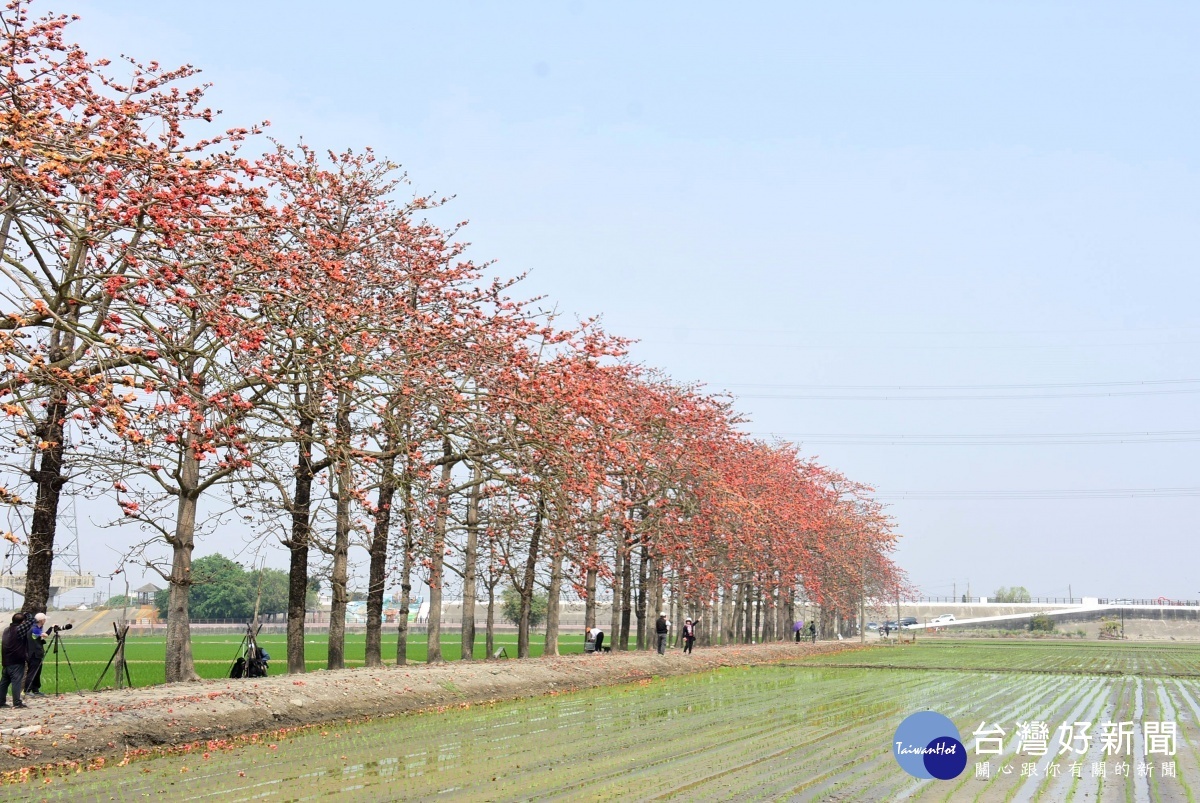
[
  {"left": 883, "top": 601, "right": 1200, "bottom": 640},
  {"left": 0, "top": 571, "right": 95, "bottom": 602}
]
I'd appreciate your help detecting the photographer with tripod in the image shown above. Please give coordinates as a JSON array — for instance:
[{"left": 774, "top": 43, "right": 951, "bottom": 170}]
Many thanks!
[
  {"left": 23, "top": 613, "right": 47, "bottom": 697},
  {"left": 0, "top": 612, "right": 36, "bottom": 708}
]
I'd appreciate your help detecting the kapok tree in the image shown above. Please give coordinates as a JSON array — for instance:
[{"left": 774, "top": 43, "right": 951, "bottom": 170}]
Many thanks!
[
  {"left": 0, "top": 1, "right": 256, "bottom": 613},
  {"left": 95, "top": 166, "right": 275, "bottom": 682}
]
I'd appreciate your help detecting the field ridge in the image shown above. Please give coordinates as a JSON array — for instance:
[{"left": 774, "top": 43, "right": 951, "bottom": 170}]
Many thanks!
[{"left": 0, "top": 641, "right": 859, "bottom": 774}]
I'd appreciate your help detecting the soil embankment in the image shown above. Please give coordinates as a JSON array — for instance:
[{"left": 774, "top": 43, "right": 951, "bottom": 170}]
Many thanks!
[{"left": 0, "top": 640, "right": 861, "bottom": 773}]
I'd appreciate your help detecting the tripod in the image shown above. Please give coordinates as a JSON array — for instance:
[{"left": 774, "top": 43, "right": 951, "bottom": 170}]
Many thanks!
[
  {"left": 93, "top": 622, "right": 134, "bottom": 690},
  {"left": 229, "top": 623, "right": 265, "bottom": 678},
  {"left": 48, "top": 628, "right": 80, "bottom": 696}
]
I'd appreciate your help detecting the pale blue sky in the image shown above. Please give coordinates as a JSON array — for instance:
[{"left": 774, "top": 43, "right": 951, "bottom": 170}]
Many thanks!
[{"left": 44, "top": 2, "right": 1200, "bottom": 602}]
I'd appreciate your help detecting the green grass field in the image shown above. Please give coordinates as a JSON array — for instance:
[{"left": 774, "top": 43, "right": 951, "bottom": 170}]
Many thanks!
[
  {"left": 10, "top": 639, "right": 1200, "bottom": 801},
  {"left": 31, "top": 633, "right": 588, "bottom": 692}
]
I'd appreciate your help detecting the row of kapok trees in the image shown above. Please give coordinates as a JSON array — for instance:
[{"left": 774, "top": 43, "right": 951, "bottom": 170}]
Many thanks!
[{"left": 0, "top": 2, "right": 904, "bottom": 680}]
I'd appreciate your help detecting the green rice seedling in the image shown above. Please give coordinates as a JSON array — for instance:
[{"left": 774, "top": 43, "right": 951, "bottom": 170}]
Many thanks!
[{"left": 9, "top": 642, "right": 1200, "bottom": 801}]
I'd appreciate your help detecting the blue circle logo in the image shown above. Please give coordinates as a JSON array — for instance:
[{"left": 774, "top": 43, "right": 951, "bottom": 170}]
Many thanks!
[{"left": 893, "top": 711, "right": 967, "bottom": 780}]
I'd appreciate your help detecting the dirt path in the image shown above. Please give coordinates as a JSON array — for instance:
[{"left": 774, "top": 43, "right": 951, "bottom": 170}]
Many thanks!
[{"left": 0, "top": 640, "right": 862, "bottom": 775}]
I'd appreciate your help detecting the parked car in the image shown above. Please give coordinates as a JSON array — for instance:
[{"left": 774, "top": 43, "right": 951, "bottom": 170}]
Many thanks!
[
  {"left": 899, "top": 616, "right": 918, "bottom": 628},
  {"left": 881, "top": 620, "right": 898, "bottom": 632},
  {"left": 931, "top": 613, "right": 956, "bottom": 624},
  {"left": 866, "top": 621, "right": 880, "bottom": 631}
]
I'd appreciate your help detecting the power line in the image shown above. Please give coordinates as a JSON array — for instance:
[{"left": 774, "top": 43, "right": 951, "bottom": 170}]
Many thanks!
[
  {"left": 752, "top": 429, "right": 1200, "bottom": 445},
  {"left": 739, "top": 388, "right": 1200, "bottom": 401},
  {"left": 877, "top": 487, "right": 1200, "bottom": 500},
  {"left": 722, "top": 379, "right": 1200, "bottom": 391},
  {"left": 615, "top": 323, "right": 1200, "bottom": 337},
  {"left": 638, "top": 338, "right": 1200, "bottom": 352}
]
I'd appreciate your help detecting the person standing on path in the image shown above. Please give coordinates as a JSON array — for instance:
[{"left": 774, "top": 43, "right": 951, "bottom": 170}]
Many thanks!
[
  {"left": 680, "top": 619, "right": 697, "bottom": 653},
  {"left": 808, "top": 621, "right": 817, "bottom": 644},
  {"left": 793, "top": 620, "right": 804, "bottom": 642},
  {"left": 655, "top": 614, "right": 669, "bottom": 655},
  {"left": 24, "top": 613, "right": 46, "bottom": 696},
  {"left": 0, "top": 613, "right": 35, "bottom": 708}
]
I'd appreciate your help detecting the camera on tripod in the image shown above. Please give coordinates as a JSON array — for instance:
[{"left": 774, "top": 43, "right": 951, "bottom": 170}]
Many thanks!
[{"left": 42, "top": 620, "right": 80, "bottom": 695}]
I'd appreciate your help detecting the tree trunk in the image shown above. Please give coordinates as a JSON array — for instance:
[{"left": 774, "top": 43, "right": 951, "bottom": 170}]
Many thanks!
[
  {"left": 584, "top": 531, "right": 598, "bottom": 632},
  {"left": 635, "top": 543, "right": 648, "bottom": 650},
  {"left": 670, "top": 584, "right": 680, "bottom": 647},
  {"left": 619, "top": 540, "right": 632, "bottom": 649},
  {"left": 785, "top": 588, "right": 796, "bottom": 640},
  {"left": 609, "top": 538, "right": 624, "bottom": 648},
  {"left": 327, "top": 530, "right": 349, "bottom": 669},
  {"left": 650, "top": 553, "right": 663, "bottom": 617},
  {"left": 395, "top": 471, "right": 415, "bottom": 666},
  {"left": 769, "top": 590, "right": 776, "bottom": 641},
  {"left": 22, "top": 390, "right": 67, "bottom": 615},
  {"left": 426, "top": 439, "right": 454, "bottom": 663},
  {"left": 327, "top": 391, "right": 352, "bottom": 671},
  {"left": 777, "top": 587, "right": 788, "bottom": 642},
  {"left": 164, "top": 461, "right": 200, "bottom": 683},
  {"left": 721, "top": 583, "right": 735, "bottom": 646},
  {"left": 285, "top": 411, "right": 316, "bottom": 674},
  {"left": 485, "top": 579, "right": 496, "bottom": 658},
  {"left": 739, "top": 578, "right": 748, "bottom": 643},
  {"left": 364, "top": 451, "right": 396, "bottom": 668},
  {"left": 460, "top": 465, "right": 481, "bottom": 661},
  {"left": 732, "top": 581, "right": 744, "bottom": 643},
  {"left": 517, "top": 495, "right": 544, "bottom": 659},
  {"left": 711, "top": 595, "right": 720, "bottom": 646},
  {"left": 753, "top": 588, "right": 762, "bottom": 643},
  {"left": 543, "top": 537, "right": 563, "bottom": 656}
]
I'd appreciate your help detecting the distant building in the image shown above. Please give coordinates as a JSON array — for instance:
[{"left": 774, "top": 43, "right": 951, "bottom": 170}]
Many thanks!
[{"left": 134, "top": 583, "right": 160, "bottom": 605}]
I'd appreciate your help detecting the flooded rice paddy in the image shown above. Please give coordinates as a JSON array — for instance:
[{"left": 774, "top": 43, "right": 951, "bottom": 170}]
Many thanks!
[{"left": 10, "top": 641, "right": 1200, "bottom": 801}]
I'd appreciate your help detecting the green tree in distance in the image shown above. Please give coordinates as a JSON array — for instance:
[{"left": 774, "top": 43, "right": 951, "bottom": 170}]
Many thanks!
[
  {"left": 155, "top": 554, "right": 289, "bottom": 620},
  {"left": 992, "top": 586, "right": 1032, "bottom": 603},
  {"left": 502, "top": 587, "right": 547, "bottom": 629}
]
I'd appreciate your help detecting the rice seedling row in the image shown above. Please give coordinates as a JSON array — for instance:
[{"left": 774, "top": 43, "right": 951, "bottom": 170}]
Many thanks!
[
  {"left": 9, "top": 642, "right": 1200, "bottom": 801},
  {"left": 804, "top": 641, "right": 1200, "bottom": 678}
]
